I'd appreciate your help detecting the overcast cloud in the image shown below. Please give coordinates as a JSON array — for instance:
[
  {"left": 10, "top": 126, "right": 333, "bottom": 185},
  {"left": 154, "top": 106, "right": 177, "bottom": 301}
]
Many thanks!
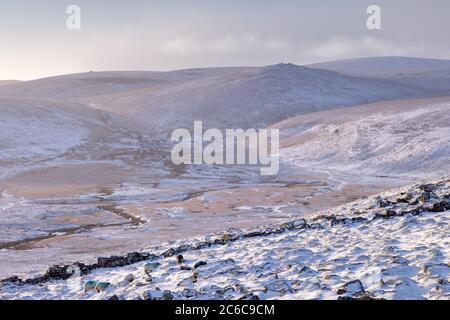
[{"left": 1, "top": 0, "right": 449, "bottom": 80}]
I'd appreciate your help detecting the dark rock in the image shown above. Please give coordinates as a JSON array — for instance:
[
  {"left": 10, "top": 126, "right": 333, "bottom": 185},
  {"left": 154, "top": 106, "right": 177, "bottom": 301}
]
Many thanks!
[
  {"left": 194, "top": 261, "right": 207, "bottom": 269},
  {"left": 238, "top": 293, "right": 260, "bottom": 300},
  {"left": 177, "top": 255, "right": 184, "bottom": 264},
  {"left": 442, "top": 201, "right": 450, "bottom": 210},
  {"left": 97, "top": 256, "right": 126, "bottom": 268},
  {"left": 144, "top": 262, "right": 160, "bottom": 274},
  {"left": 337, "top": 280, "right": 365, "bottom": 296},
  {"left": 45, "top": 265, "right": 73, "bottom": 280},
  {"left": 182, "top": 289, "right": 198, "bottom": 298},
  {"left": 430, "top": 202, "right": 445, "bottom": 212},
  {"left": 338, "top": 293, "right": 383, "bottom": 300},
  {"left": 378, "top": 198, "right": 392, "bottom": 207},
  {"left": 96, "top": 282, "right": 111, "bottom": 292},
  {"left": 180, "top": 266, "right": 192, "bottom": 271},
  {"left": 264, "top": 280, "right": 294, "bottom": 294},
  {"left": 108, "top": 295, "right": 119, "bottom": 301},
  {"left": 162, "top": 248, "right": 177, "bottom": 258},
  {"left": 420, "top": 184, "right": 436, "bottom": 193},
  {"left": 420, "top": 192, "right": 431, "bottom": 202},
  {"left": 1, "top": 276, "right": 23, "bottom": 285},
  {"left": 299, "top": 266, "right": 319, "bottom": 276},
  {"left": 143, "top": 291, "right": 153, "bottom": 300},
  {"left": 161, "top": 290, "right": 174, "bottom": 300},
  {"left": 126, "top": 252, "right": 151, "bottom": 264}
]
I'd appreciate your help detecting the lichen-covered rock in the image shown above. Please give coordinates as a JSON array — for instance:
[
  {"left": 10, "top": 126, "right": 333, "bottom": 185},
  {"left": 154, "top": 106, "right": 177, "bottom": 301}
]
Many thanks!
[
  {"left": 84, "top": 280, "right": 97, "bottom": 292},
  {"left": 144, "top": 262, "right": 160, "bottom": 274},
  {"left": 96, "top": 282, "right": 111, "bottom": 293}
]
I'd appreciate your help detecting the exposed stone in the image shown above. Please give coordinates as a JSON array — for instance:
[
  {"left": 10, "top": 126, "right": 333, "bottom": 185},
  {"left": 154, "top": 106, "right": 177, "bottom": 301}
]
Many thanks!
[
  {"left": 96, "top": 282, "right": 111, "bottom": 293},
  {"left": 430, "top": 202, "right": 445, "bottom": 212},
  {"left": 144, "top": 262, "right": 160, "bottom": 274},
  {"left": 238, "top": 293, "right": 260, "bottom": 300},
  {"left": 264, "top": 280, "right": 294, "bottom": 294},
  {"left": 180, "top": 266, "right": 193, "bottom": 271},
  {"left": 97, "top": 256, "right": 126, "bottom": 268},
  {"left": 182, "top": 289, "right": 198, "bottom": 298},
  {"left": 337, "top": 280, "right": 365, "bottom": 296},
  {"left": 299, "top": 266, "right": 319, "bottom": 276},
  {"left": 161, "top": 290, "right": 174, "bottom": 300},
  {"left": 84, "top": 280, "right": 97, "bottom": 292},
  {"left": 124, "top": 274, "right": 135, "bottom": 283},
  {"left": 194, "top": 261, "right": 207, "bottom": 269}
]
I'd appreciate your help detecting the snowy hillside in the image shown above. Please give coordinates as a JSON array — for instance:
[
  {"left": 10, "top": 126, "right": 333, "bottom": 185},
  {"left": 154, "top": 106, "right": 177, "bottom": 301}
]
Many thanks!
[
  {"left": 0, "top": 97, "right": 108, "bottom": 164},
  {"left": 0, "top": 59, "right": 448, "bottom": 291},
  {"left": 310, "top": 56, "right": 450, "bottom": 77},
  {"left": 1, "top": 178, "right": 448, "bottom": 300},
  {"left": 0, "top": 68, "right": 254, "bottom": 101},
  {"left": 278, "top": 98, "right": 450, "bottom": 179},
  {"left": 82, "top": 63, "right": 428, "bottom": 132}
]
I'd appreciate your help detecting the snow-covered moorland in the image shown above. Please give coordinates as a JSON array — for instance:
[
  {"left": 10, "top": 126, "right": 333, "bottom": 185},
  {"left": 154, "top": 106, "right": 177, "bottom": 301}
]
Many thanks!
[{"left": 1, "top": 178, "right": 448, "bottom": 300}]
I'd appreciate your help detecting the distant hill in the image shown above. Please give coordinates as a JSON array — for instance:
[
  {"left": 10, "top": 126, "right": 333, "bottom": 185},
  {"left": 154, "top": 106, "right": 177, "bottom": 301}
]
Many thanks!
[
  {"left": 0, "top": 80, "right": 21, "bottom": 86},
  {"left": 309, "top": 56, "right": 450, "bottom": 77}
]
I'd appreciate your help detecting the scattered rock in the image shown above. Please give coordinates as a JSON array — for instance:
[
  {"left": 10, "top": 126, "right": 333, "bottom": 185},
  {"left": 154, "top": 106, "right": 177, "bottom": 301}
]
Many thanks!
[
  {"left": 143, "top": 291, "right": 153, "bottom": 300},
  {"left": 420, "top": 192, "right": 431, "bottom": 202},
  {"left": 337, "top": 280, "right": 365, "bottom": 296},
  {"left": 299, "top": 266, "right": 319, "bottom": 276},
  {"left": 264, "top": 280, "right": 294, "bottom": 294},
  {"left": 430, "top": 202, "right": 446, "bottom": 212},
  {"left": 182, "top": 289, "right": 198, "bottom": 298},
  {"left": 96, "top": 282, "right": 111, "bottom": 293},
  {"left": 194, "top": 261, "right": 207, "bottom": 269},
  {"left": 338, "top": 294, "right": 383, "bottom": 300},
  {"left": 97, "top": 256, "right": 126, "bottom": 268},
  {"left": 190, "top": 272, "right": 199, "bottom": 283},
  {"left": 238, "top": 293, "right": 260, "bottom": 300},
  {"left": 124, "top": 274, "right": 135, "bottom": 283},
  {"left": 420, "top": 184, "right": 436, "bottom": 193},
  {"left": 84, "top": 280, "right": 97, "bottom": 292},
  {"left": 144, "top": 262, "right": 160, "bottom": 274},
  {"left": 177, "top": 255, "right": 184, "bottom": 264},
  {"left": 180, "top": 266, "right": 193, "bottom": 271},
  {"left": 161, "top": 290, "right": 174, "bottom": 300},
  {"left": 126, "top": 252, "right": 152, "bottom": 264}
]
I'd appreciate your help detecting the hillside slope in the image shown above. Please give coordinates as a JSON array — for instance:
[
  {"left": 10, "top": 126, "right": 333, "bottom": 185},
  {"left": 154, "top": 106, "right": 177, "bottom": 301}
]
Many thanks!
[
  {"left": 277, "top": 98, "right": 450, "bottom": 179},
  {"left": 82, "top": 64, "right": 428, "bottom": 132},
  {"left": 310, "top": 56, "right": 450, "bottom": 77},
  {"left": 0, "top": 97, "right": 110, "bottom": 166}
]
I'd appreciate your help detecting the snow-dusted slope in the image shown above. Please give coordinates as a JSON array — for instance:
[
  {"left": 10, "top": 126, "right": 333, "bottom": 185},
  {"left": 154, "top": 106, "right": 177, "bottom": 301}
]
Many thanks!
[
  {"left": 278, "top": 98, "right": 450, "bottom": 179},
  {"left": 1, "top": 179, "right": 448, "bottom": 300},
  {"left": 0, "top": 97, "right": 107, "bottom": 164},
  {"left": 311, "top": 57, "right": 450, "bottom": 96},
  {"left": 0, "top": 68, "right": 254, "bottom": 101},
  {"left": 0, "top": 80, "right": 21, "bottom": 86},
  {"left": 1, "top": 62, "right": 447, "bottom": 134},
  {"left": 310, "top": 56, "right": 450, "bottom": 78},
  {"left": 83, "top": 64, "right": 427, "bottom": 132}
]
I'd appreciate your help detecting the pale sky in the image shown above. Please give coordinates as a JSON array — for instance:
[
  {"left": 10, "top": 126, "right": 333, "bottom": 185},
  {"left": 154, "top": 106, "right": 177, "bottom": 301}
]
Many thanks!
[{"left": 1, "top": 0, "right": 449, "bottom": 80}]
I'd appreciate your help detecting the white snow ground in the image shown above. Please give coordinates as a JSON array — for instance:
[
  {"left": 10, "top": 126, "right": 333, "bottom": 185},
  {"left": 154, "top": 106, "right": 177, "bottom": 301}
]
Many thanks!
[
  {"left": 1, "top": 179, "right": 448, "bottom": 300},
  {"left": 278, "top": 99, "right": 450, "bottom": 179}
]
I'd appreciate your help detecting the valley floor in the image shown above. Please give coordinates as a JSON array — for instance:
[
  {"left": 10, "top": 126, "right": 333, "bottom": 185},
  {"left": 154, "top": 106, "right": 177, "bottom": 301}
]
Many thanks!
[{"left": 1, "top": 178, "right": 448, "bottom": 300}]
